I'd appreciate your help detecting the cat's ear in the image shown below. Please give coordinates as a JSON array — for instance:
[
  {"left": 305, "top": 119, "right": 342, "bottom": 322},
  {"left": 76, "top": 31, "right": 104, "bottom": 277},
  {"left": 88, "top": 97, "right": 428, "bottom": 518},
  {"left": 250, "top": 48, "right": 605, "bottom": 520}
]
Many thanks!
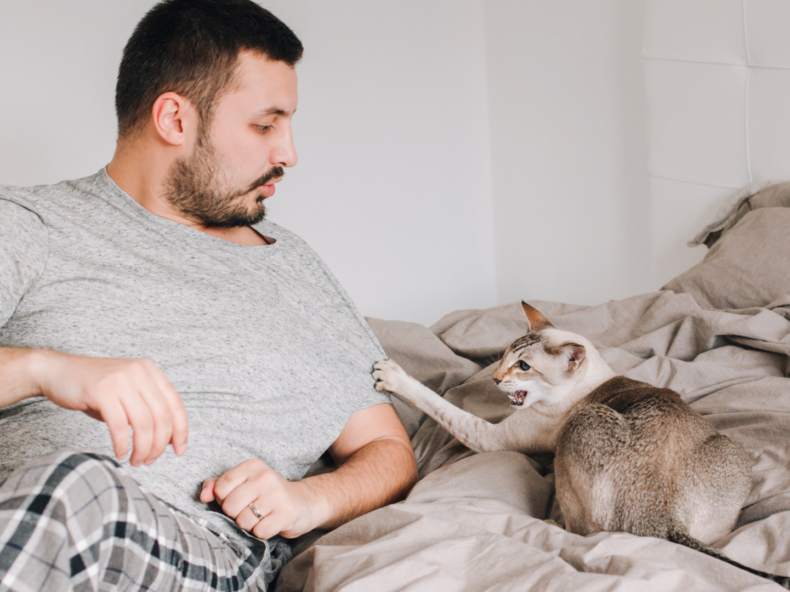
[
  {"left": 560, "top": 343, "right": 586, "bottom": 373},
  {"left": 522, "top": 301, "right": 555, "bottom": 331}
]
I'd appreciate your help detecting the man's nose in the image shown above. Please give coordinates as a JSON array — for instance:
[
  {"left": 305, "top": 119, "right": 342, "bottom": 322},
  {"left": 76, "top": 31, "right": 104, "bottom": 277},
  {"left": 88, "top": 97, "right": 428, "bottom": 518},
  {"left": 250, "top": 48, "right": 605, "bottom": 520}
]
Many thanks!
[{"left": 272, "top": 123, "right": 298, "bottom": 168}]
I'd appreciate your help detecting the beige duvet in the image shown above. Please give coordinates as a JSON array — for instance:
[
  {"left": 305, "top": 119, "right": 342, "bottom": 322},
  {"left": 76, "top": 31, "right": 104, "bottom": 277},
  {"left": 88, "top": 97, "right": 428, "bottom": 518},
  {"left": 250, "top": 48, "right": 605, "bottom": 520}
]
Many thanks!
[{"left": 277, "top": 292, "right": 790, "bottom": 591}]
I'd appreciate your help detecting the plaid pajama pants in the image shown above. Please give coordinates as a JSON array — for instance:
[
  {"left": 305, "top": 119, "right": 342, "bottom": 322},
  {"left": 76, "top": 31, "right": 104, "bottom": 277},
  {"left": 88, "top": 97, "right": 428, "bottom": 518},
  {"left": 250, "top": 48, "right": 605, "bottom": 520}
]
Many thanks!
[{"left": 0, "top": 451, "right": 288, "bottom": 592}]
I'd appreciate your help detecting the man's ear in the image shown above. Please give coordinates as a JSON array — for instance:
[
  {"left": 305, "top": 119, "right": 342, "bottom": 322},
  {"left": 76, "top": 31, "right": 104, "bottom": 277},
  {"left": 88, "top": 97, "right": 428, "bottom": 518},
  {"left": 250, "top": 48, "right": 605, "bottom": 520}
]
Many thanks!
[
  {"left": 522, "top": 301, "right": 554, "bottom": 331},
  {"left": 151, "top": 91, "right": 196, "bottom": 147},
  {"left": 560, "top": 343, "right": 586, "bottom": 373}
]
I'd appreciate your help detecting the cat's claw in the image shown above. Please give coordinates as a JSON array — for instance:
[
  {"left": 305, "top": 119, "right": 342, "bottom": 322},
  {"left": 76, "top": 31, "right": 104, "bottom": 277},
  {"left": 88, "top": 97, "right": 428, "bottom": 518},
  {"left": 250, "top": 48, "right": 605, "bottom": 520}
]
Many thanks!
[{"left": 372, "top": 359, "right": 410, "bottom": 394}]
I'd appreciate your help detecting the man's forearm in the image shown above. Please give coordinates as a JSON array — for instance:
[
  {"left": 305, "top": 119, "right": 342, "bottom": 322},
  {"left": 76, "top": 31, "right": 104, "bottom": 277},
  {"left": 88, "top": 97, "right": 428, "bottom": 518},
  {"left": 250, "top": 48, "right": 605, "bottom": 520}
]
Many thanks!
[{"left": 301, "top": 437, "right": 418, "bottom": 530}]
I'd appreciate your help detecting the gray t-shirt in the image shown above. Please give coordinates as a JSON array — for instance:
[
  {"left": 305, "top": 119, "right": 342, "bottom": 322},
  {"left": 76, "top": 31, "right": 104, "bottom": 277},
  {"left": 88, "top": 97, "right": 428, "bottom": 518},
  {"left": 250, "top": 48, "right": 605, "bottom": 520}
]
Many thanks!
[{"left": 0, "top": 168, "right": 390, "bottom": 538}]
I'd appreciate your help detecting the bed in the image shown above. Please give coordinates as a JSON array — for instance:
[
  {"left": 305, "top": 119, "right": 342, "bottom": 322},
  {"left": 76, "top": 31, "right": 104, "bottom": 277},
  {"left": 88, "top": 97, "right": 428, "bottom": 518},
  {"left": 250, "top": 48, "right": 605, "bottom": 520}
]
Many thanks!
[
  {"left": 275, "top": 181, "right": 790, "bottom": 590},
  {"left": 275, "top": 2, "right": 790, "bottom": 590}
]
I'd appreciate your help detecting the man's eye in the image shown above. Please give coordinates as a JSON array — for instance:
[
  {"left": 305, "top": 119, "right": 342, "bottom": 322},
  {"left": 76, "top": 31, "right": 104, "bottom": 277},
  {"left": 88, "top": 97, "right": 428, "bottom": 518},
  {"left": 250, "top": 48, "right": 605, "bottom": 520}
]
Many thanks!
[
  {"left": 518, "top": 360, "right": 531, "bottom": 371},
  {"left": 257, "top": 125, "right": 271, "bottom": 133}
]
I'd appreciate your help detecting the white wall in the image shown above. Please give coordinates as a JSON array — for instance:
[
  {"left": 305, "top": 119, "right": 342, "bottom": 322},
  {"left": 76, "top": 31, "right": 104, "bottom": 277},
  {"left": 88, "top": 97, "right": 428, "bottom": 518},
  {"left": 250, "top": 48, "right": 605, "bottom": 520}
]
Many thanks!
[
  {"left": 261, "top": 1, "right": 498, "bottom": 325},
  {"left": 0, "top": 2, "right": 146, "bottom": 183},
  {"left": 0, "top": 1, "right": 497, "bottom": 326},
  {"left": 484, "top": 0, "right": 653, "bottom": 306}
]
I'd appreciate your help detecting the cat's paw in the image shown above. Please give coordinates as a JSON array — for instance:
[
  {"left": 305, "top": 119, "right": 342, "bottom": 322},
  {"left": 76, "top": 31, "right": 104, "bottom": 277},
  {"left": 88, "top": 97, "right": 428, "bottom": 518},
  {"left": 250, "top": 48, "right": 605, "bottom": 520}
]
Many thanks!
[{"left": 372, "top": 359, "right": 410, "bottom": 394}]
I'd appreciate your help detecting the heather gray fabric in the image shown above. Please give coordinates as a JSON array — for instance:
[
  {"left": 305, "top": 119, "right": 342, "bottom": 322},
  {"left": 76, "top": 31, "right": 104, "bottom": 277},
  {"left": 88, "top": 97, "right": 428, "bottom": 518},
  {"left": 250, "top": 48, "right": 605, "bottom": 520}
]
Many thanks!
[
  {"left": 278, "top": 295, "right": 790, "bottom": 591},
  {"left": 664, "top": 208, "right": 790, "bottom": 310},
  {"left": 0, "top": 168, "right": 390, "bottom": 542}
]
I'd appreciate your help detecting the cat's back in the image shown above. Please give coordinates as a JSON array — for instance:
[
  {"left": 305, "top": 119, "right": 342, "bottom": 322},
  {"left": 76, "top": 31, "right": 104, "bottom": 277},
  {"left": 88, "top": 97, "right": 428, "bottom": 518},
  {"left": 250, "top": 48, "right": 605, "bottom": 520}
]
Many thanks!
[
  {"left": 564, "top": 375, "right": 717, "bottom": 464},
  {"left": 587, "top": 375, "right": 690, "bottom": 415},
  {"left": 556, "top": 376, "right": 705, "bottom": 472},
  {"left": 555, "top": 375, "right": 751, "bottom": 542}
]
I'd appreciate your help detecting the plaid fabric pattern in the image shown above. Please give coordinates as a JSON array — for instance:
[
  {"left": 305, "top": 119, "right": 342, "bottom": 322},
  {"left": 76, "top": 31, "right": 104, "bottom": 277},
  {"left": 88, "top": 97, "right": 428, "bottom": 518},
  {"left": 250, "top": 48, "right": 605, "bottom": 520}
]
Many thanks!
[{"left": 0, "top": 451, "right": 282, "bottom": 592}]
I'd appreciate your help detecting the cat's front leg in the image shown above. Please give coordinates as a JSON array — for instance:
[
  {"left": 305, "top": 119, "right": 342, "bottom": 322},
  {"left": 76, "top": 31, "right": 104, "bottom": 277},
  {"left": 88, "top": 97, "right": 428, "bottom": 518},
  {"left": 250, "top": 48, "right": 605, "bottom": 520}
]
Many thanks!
[{"left": 372, "top": 359, "right": 508, "bottom": 453}]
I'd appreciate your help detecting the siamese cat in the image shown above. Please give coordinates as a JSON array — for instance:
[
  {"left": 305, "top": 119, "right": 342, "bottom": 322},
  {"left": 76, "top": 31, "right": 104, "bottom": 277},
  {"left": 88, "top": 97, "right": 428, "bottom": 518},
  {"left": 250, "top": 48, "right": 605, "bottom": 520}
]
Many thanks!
[{"left": 373, "top": 302, "right": 789, "bottom": 588}]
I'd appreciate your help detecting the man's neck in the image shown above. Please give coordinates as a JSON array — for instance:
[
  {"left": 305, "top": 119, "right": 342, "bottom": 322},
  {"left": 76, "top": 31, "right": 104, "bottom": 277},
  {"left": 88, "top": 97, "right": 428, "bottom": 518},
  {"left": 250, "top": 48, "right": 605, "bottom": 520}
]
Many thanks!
[{"left": 106, "top": 145, "right": 268, "bottom": 247}]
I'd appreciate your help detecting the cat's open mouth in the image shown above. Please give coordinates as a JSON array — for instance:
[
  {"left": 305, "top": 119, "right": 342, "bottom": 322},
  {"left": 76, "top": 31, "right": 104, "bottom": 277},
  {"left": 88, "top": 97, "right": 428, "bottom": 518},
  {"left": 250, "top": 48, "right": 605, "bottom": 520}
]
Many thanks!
[{"left": 508, "top": 390, "right": 527, "bottom": 406}]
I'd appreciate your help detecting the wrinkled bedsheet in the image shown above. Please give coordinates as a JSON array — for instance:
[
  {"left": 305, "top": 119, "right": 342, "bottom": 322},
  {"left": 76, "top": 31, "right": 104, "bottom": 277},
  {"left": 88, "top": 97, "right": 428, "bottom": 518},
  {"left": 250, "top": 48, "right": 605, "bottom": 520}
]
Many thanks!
[{"left": 277, "top": 291, "right": 790, "bottom": 591}]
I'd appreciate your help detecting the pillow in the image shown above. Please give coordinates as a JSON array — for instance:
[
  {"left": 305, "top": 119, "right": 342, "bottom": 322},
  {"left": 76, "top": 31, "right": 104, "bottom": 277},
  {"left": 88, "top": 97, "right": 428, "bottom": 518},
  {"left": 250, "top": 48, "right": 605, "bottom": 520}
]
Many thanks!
[
  {"left": 689, "top": 181, "right": 790, "bottom": 248},
  {"left": 664, "top": 206, "right": 790, "bottom": 310}
]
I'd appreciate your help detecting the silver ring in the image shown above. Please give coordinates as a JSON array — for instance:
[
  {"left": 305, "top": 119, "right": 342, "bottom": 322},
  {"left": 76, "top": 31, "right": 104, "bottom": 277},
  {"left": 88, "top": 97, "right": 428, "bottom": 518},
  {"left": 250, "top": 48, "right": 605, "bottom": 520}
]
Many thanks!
[{"left": 249, "top": 502, "right": 263, "bottom": 520}]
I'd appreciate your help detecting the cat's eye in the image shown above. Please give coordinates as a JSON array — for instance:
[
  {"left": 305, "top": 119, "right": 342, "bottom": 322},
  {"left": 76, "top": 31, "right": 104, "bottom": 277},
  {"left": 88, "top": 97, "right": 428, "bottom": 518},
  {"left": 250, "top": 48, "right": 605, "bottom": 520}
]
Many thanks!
[{"left": 518, "top": 360, "right": 531, "bottom": 371}]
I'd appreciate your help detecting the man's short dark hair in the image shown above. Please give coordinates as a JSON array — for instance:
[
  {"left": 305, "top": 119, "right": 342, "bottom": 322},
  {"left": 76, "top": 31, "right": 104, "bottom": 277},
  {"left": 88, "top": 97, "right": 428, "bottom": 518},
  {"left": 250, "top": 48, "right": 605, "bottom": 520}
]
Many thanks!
[{"left": 115, "top": 0, "right": 303, "bottom": 138}]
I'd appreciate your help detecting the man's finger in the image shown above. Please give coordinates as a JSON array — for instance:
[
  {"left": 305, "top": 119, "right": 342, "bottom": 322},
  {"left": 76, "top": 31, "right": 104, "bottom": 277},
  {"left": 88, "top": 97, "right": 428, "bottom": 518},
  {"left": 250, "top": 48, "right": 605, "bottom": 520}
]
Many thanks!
[
  {"left": 200, "top": 478, "right": 217, "bottom": 503},
  {"left": 212, "top": 465, "right": 253, "bottom": 501},
  {"left": 221, "top": 481, "right": 268, "bottom": 522},
  {"left": 98, "top": 396, "right": 131, "bottom": 461},
  {"left": 252, "top": 513, "right": 285, "bottom": 540},
  {"left": 238, "top": 499, "right": 272, "bottom": 532},
  {"left": 136, "top": 379, "right": 173, "bottom": 465},
  {"left": 152, "top": 372, "right": 188, "bottom": 455},
  {"left": 120, "top": 391, "right": 155, "bottom": 466}
]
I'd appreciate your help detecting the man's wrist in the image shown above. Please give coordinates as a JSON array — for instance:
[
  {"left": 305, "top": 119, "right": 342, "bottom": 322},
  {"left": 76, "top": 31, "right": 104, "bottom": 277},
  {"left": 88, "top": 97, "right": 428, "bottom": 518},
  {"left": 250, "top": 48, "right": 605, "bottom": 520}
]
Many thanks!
[
  {"left": 0, "top": 347, "right": 60, "bottom": 408},
  {"left": 294, "top": 476, "right": 334, "bottom": 531},
  {"left": 24, "top": 349, "right": 63, "bottom": 399}
]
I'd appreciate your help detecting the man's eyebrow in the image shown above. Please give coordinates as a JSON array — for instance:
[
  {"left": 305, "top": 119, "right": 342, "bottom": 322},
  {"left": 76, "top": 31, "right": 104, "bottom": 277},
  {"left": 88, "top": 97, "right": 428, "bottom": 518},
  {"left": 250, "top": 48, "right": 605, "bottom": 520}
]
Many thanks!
[{"left": 254, "top": 106, "right": 295, "bottom": 117}]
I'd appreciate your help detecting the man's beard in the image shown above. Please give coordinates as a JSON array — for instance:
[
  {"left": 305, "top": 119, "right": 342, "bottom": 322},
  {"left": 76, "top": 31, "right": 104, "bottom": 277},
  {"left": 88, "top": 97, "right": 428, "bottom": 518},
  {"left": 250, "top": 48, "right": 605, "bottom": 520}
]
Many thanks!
[{"left": 163, "top": 136, "right": 283, "bottom": 228}]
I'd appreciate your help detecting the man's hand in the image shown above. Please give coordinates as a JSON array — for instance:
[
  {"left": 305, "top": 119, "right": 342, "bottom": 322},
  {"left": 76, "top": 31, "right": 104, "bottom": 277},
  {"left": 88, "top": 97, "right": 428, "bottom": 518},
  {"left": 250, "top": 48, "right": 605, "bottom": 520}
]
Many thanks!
[
  {"left": 1, "top": 348, "right": 188, "bottom": 466},
  {"left": 200, "top": 459, "right": 323, "bottom": 539},
  {"left": 200, "top": 404, "right": 417, "bottom": 540}
]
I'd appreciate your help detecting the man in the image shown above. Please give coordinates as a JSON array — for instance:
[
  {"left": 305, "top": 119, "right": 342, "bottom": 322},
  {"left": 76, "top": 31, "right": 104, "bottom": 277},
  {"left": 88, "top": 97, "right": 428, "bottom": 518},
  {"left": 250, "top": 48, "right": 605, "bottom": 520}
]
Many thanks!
[{"left": 0, "top": 1, "right": 417, "bottom": 590}]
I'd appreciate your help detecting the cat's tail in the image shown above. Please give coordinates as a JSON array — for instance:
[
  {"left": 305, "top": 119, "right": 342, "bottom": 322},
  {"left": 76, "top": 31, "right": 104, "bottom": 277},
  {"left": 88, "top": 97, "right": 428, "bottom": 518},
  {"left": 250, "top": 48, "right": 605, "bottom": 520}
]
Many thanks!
[{"left": 668, "top": 528, "right": 790, "bottom": 589}]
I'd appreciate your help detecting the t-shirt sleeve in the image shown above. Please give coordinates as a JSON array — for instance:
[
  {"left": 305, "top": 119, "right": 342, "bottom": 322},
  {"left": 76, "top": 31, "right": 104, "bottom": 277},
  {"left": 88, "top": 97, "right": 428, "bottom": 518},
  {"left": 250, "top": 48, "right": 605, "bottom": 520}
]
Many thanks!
[
  {"left": 311, "top": 250, "right": 393, "bottom": 414},
  {"left": 264, "top": 221, "right": 393, "bottom": 416},
  {"left": 0, "top": 198, "right": 49, "bottom": 328}
]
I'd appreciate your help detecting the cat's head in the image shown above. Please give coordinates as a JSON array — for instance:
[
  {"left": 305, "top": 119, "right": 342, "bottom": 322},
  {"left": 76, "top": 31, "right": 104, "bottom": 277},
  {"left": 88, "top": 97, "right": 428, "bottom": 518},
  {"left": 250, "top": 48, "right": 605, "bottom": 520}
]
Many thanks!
[{"left": 492, "top": 302, "right": 587, "bottom": 409}]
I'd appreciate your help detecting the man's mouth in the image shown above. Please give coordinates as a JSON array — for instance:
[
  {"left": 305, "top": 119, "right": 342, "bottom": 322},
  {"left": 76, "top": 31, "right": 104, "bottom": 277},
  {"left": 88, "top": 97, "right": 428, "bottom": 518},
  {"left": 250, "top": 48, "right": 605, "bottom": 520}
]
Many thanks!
[
  {"left": 508, "top": 390, "right": 527, "bottom": 406},
  {"left": 259, "top": 183, "right": 276, "bottom": 198},
  {"left": 258, "top": 179, "right": 281, "bottom": 199},
  {"left": 248, "top": 167, "right": 285, "bottom": 199}
]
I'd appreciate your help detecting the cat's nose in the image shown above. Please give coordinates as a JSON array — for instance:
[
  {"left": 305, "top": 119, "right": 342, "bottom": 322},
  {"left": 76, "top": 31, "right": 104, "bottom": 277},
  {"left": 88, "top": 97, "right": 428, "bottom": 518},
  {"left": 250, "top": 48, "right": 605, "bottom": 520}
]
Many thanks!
[{"left": 492, "top": 377, "right": 502, "bottom": 385}]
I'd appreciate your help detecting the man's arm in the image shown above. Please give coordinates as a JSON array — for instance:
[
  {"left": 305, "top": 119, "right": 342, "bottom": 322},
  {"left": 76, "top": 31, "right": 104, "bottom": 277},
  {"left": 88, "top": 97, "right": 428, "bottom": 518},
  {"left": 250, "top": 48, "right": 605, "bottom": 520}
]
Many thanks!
[
  {"left": 201, "top": 402, "right": 418, "bottom": 539},
  {"left": 311, "top": 402, "right": 418, "bottom": 527},
  {"left": 0, "top": 347, "right": 189, "bottom": 465}
]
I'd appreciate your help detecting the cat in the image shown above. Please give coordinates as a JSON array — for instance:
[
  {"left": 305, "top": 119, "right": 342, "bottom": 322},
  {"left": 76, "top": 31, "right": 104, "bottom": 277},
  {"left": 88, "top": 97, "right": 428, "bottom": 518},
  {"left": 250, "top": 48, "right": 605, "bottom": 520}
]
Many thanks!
[{"left": 373, "top": 302, "right": 790, "bottom": 588}]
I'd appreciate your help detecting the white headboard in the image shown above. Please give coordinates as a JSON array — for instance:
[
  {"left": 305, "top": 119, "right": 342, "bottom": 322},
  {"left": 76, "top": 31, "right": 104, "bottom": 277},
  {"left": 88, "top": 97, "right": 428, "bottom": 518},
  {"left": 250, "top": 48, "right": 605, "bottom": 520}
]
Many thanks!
[{"left": 644, "top": 0, "right": 790, "bottom": 285}]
